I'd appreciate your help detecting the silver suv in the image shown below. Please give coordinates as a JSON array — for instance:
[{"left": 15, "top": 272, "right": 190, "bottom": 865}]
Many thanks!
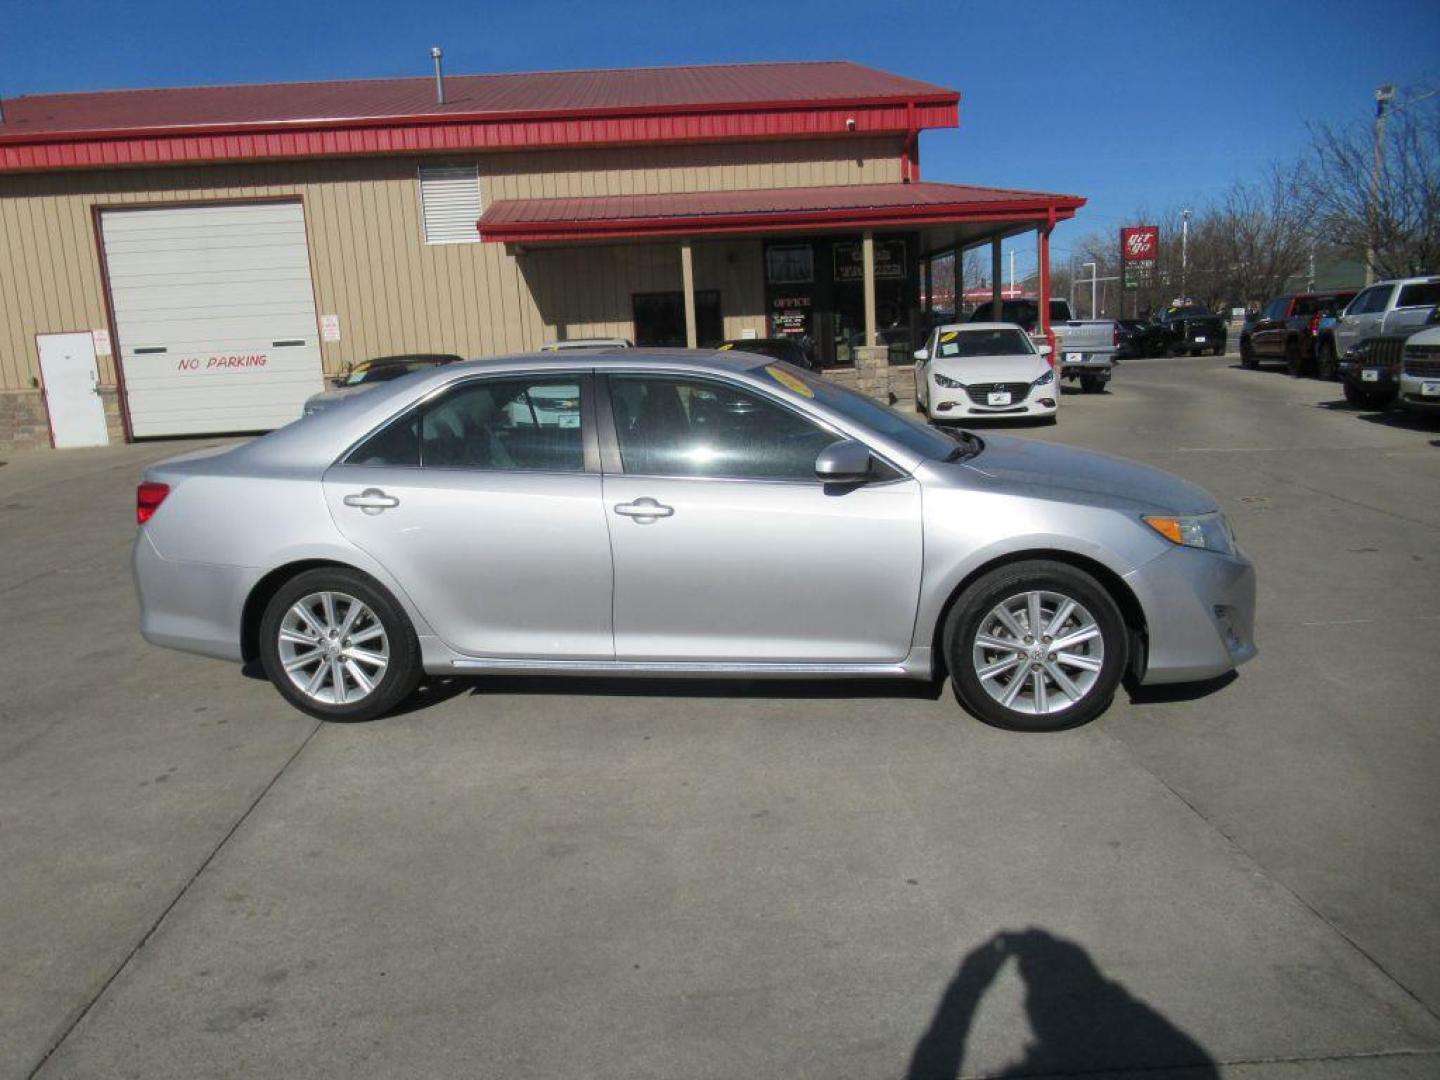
[{"left": 1333, "top": 276, "right": 1440, "bottom": 357}]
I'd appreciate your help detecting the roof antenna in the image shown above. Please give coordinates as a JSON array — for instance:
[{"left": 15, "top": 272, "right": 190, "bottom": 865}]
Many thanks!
[{"left": 431, "top": 47, "right": 446, "bottom": 105}]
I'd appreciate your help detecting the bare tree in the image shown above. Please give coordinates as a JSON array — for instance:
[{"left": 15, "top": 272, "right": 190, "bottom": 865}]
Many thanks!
[{"left": 1298, "top": 86, "right": 1440, "bottom": 279}]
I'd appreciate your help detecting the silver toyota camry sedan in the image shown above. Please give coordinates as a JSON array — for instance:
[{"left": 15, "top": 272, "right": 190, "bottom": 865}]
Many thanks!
[{"left": 133, "top": 350, "right": 1256, "bottom": 731}]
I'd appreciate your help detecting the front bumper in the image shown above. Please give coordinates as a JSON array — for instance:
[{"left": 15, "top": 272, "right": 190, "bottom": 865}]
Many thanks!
[
  {"left": 927, "top": 387, "right": 1056, "bottom": 419},
  {"left": 1124, "top": 544, "right": 1257, "bottom": 685},
  {"left": 1338, "top": 362, "right": 1399, "bottom": 394},
  {"left": 1398, "top": 371, "right": 1440, "bottom": 413}
]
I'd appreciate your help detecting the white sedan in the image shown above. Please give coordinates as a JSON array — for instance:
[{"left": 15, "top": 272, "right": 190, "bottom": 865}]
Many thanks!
[{"left": 914, "top": 323, "right": 1058, "bottom": 423}]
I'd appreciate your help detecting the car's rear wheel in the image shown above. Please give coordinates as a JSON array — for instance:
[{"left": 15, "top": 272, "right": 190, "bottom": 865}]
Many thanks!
[
  {"left": 945, "top": 560, "right": 1127, "bottom": 731},
  {"left": 1079, "top": 373, "right": 1106, "bottom": 393},
  {"left": 259, "top": 567, "right": 421, "bottom": 722},
  {"left": 1317, "top": 340, "right": 1338, "bottom": 381}
]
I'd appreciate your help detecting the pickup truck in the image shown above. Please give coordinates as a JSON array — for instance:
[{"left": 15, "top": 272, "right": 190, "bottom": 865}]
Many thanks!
[
  {"left": 1151, "top": 305, "right": 1228, "bottom": 356},
  {"left": 967, "top": 297, "right": 1117, "bottom": 392},
  {"left": 1333, "top": 276, "right": 1440, "bottom": 358}
]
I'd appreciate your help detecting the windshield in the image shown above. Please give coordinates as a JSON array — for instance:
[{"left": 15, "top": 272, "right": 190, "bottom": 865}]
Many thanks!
[
  {"left": 935, "top": 328, "right": 1035, "bottom": 358},
  {"left": 751, "top": 361, "right": 959, "bottom": 461}
]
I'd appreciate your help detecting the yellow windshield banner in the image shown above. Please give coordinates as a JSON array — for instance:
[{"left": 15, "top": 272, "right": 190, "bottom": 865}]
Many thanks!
[
  {"left": 765, "top": 364, "right": 814, "bottom": 398},
  {"left": 939, "top": 330, "right": 959, "bottom": 342}
]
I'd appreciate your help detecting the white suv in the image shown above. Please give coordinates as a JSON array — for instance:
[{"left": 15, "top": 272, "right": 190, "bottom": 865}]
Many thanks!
[
  {"left": 1398, "top": 325, "right": 1440, "bottom": 417},
  {"left": 1334, "top": 276, "right": 1440, "bottom": 357}
]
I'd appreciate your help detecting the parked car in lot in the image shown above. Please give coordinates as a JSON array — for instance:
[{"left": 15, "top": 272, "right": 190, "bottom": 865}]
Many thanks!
[
  {"left": 1116, "top": 318, "right": 1166, "bottom": 359},
  {"left": 1333, "top": 276, "right": 1440, "bottom": 359},
  {"left": 966, "top": 298, "right": 1116, "bottom": 390},
  {"left": 1397, "top": 325, "right": 1440, "bottom": 418},
  {"left": 1151, "top": 304, "right": 1227, "bottom": 356},
  {"left": 133, "top": 350, "right": 1256, "bottom": 732},
  {"left": 717, "top": 336, "right": 815, "bottom": 369},
  {"left": 1336, "top": 334, "right": 1407, "bottom": 410},
  {"left": 1239, "top": 290, "right": 1357, "bottom": 376},
  {"left": 913, "top": 323, "right": 1058, "bottom": 423},
  {"left": 304, "top": 353, "right": 463, "bottom": 415}
]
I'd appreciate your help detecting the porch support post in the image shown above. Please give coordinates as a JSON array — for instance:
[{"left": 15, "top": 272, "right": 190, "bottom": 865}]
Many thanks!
[
  {"left": 680, "top": 238, "right": 698, "bottom": 349},
  {"left": 862, "top": 230, "right": 877, "bottom": 347},
  {"left": 990, "top": 236, "right": 1003, "bottom": 320},
  {"left": 1037, "top": 224, "right": 1054, "bottom": 348}
]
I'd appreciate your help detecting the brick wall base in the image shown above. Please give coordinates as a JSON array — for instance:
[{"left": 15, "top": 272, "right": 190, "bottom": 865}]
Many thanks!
[{"left": 0, "top": 386, "right": 126, "bottom": 453}]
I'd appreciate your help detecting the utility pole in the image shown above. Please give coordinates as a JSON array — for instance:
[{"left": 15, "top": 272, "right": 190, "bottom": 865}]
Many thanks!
[
  {"left": 1307, "top": 246, "right": 1316, "bottom": 292},
  {"left": 1366, "top": 84, "right": 1395, "bottom": 285},
  {"left": 1082, "top": 261, "right": 1097, "bottom": 319},
  {"left": 1181, "top": 209, "right": 1192, "bottom": 299}
]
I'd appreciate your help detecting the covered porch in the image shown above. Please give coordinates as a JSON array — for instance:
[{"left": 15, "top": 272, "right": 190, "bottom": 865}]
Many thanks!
[{"left": 479, "top": 181, "right": 1084, "bottom": 402}]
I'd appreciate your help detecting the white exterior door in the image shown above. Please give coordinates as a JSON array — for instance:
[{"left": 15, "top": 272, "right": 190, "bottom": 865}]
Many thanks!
[
  {"left": 101, "top": 202, "right": 325, "bottom": 437},
  {"left": 37, "top": 333, "right": 109, "bottom": 448}
]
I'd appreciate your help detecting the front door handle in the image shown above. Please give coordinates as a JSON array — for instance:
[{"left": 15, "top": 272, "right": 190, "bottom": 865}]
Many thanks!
[
  {"left": 343, "top": 488, "right": 400, "bottom": 515},
  {"left": 614, "top": 497, "right": 673, "bottom": 522}
]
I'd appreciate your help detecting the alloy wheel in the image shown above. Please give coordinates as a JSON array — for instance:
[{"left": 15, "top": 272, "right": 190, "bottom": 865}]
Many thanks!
[
  {"left": 277, "top": 590, "right": 390, "bottom": 705},
  {"left": 971, "top": 589, "right": 1104, "bottom": 716}
]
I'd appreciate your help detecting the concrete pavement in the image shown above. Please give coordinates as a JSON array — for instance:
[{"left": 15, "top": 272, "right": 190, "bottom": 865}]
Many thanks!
[{"left": 1, "top": 357, "right": 1438, "bottom": 1078}]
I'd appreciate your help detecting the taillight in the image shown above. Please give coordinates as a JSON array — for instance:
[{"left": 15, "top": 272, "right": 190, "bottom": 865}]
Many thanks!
[
  {"left": 1113, "top": 323, "right": 1121, "bottom": 347},
  {"left": 1309, "top": 313, "right": 1322, "bottom": 335},
  {"left": 136, "top": 482, "right": 170, "bottom": 525}
]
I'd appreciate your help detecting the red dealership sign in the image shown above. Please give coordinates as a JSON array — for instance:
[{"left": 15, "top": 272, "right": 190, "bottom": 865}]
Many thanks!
[
  {"left": 1121, "top": 226, "right": 1159, "bottom": 262},
  {"left": 1121, "top": 225, "right": 1159, "bottom": 288}
]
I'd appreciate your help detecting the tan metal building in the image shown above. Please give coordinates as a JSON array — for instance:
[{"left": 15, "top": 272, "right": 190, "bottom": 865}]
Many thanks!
[{"left": 0, "top": 61, "right": 1082, "bottom": 449}]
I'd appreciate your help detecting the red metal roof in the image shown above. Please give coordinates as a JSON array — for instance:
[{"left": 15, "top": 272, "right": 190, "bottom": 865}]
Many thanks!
[
  {"left": 0, "top": 61, "right": 959, "bottom": 172},
  {"left": 478, "top": 182, "right": 1085, "bottom": 243}
]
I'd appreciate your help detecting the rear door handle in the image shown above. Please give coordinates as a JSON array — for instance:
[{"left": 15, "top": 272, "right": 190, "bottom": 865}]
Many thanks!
[
  {"left": 614, "top": 497, "right": 673, "bottom": 522},
  {"left": 343, "top": 488, "right": 400, "bottom": 515}
]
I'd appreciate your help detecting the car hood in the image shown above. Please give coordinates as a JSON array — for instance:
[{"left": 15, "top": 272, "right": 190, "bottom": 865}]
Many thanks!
[
  {"left": 957, "top": 434, "right": 1218, "bottom": 515},
  {"left": 931, "top": 355, "right": 1050, "bottom": 384}
]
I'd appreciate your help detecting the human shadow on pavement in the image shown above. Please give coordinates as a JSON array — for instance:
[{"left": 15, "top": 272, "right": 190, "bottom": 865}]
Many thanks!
[{"left": 906, "top": 928, "right": 1218, "bottom": 1080}]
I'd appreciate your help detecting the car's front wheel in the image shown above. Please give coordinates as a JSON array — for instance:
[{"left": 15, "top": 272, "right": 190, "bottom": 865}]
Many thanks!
[
  {"left": 946, "top": 560, "right": 1128, "bottom": 731},
  {"left": 259, "top": 567, "right": 421, "bottom": 722}
]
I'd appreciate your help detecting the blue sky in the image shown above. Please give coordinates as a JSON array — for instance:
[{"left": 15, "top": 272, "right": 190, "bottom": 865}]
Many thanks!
[{"left": 4, "top": 0, "right": 1438, "bottom": 277}]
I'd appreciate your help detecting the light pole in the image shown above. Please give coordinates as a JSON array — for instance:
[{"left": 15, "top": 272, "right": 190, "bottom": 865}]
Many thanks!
[
  {"left": 1366, "top": 84, "right": 1395, "bottom": 285},
  {"left": 1082, "top": 261, "right": 1097, "bottom": 318},
  {"left": 1181, "top": 209, "right": 1192, "bottom": 299}
]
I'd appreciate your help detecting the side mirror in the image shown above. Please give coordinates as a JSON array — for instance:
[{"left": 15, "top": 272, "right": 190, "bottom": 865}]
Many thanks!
[
  {"left": 913, "top": 348, "right": 930, "bottom": 361},
  {"left": 1037, "top": 343, "right": 1053, "bottom": 356},
  {"left": 815, "top": 439, "right": 873, "bottom": 482}
]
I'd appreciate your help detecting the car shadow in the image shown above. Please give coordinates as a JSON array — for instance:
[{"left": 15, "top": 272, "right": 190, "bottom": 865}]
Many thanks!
[
  {"left": 906, "top": 928, "right": 1218, "bottom": 1079},
  {"left": 412, "top": 673, "right": 945, "bottom": 706},
  {"left": 1126, "top": 671, "right": 1236, "bottom": 705}
]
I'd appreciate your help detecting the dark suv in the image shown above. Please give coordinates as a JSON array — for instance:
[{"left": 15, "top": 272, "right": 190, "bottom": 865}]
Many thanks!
[
  {"left": 1151, "top": 305, "right": 1227, "bottom": 356},
  {"left": 1240, "top": 291, "right": 1357, "bottom": 377}
]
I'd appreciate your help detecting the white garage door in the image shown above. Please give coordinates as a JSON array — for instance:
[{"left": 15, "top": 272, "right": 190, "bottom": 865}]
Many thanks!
[{"left": 101, "top": 202, "right": 326, "bottom": 437}]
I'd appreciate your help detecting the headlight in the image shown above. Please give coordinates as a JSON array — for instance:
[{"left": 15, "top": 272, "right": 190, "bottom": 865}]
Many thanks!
[
  {"left": 1143, "top": 512, "right": 1236, "bottom": 555},
  {"left": 1032, "top": 368, "right": 1055, "bottom": 386},
  {"left": 934, "top": 372, "right": 964, "bottom": 389}
]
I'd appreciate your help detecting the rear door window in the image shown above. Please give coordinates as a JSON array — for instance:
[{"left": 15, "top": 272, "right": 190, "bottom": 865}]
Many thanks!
[{"left": 346, "top": 375, "right": 586, "bottom": 472}]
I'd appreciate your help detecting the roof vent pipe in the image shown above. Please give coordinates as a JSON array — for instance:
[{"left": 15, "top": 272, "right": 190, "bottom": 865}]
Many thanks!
[{"left": 431, "top": 47, "right": 446, "bottom": 105}]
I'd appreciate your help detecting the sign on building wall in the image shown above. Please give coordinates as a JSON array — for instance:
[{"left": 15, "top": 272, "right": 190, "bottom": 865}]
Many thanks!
[
  {"left": 320, "top": 314, "right": 341, "bottom": 342},
  {"left": 833, "top": 239, "right": 906, "bottom": 283},
  {"left": 829, "top": 240, "right": 904, "bottom": 283},
  {"left": 766, "top": 245, "right": 814, "bottom": 285},
  {"left": 1121, "top": 226, "right": 1159, "bottom": 289}
]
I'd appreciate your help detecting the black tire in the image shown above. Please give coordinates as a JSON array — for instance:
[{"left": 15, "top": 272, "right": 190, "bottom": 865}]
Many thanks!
[
  {"left": 259, "top": 566, "right": 422, "bottom": 722},
  {"left": 1212, "top": 345, "right": 1225, "bottom": 356},
  {"left": 1284, "top": 341, "right": 1304, "bottom": 377},
  {"left": 1240, "top": 340, "right": 1256, "bottom": 369},
  {"left": 1317, "top": 340, "right": 1338, "bottom": 381},
  {"left": 945, "top": 559, "right": 1128, "bottom": 732},
  {"left": 1079, "top": 373, "right": 1106, "bottom": 394}
]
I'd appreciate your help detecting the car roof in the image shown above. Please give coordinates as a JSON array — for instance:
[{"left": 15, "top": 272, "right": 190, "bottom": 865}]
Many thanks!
[
  {"left": 368, "top": 353, "right": 463, "bottom": 365},
  {"left": 934, "top": 321, "right": 1027, "bottom": 333},
  {"left": 441, "top": 348, "right": 764, "bottom": 374}
]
